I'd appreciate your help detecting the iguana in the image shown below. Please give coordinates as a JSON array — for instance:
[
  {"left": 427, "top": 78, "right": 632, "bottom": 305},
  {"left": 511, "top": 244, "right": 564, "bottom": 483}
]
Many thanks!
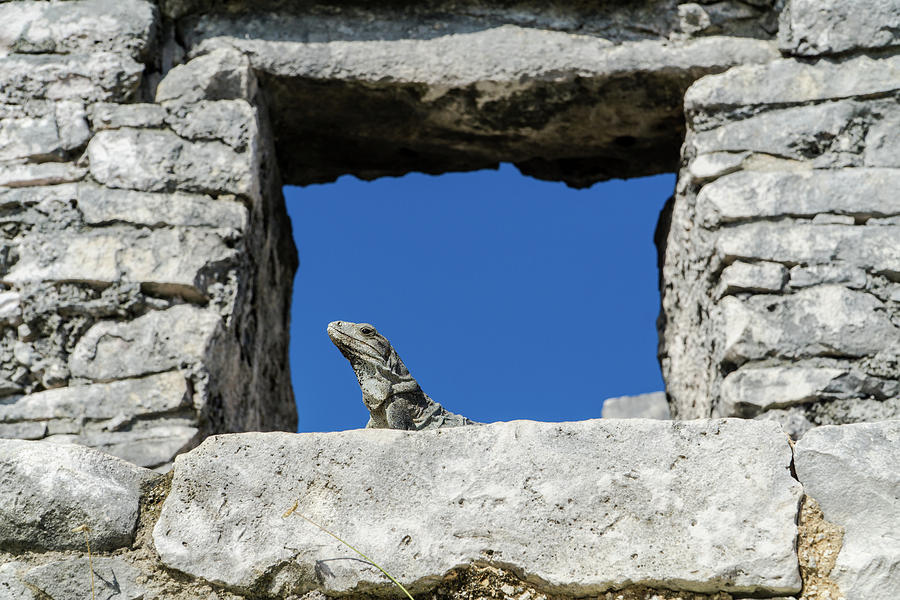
[{"left": 327, "top": 321, "right": 478, "bottom": 430}]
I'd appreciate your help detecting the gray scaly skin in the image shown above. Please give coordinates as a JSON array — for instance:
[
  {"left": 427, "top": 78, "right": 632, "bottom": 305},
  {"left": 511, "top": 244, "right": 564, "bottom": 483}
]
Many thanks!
[{"left": 327, "top": 321, "right": 478, "bottom": 430}]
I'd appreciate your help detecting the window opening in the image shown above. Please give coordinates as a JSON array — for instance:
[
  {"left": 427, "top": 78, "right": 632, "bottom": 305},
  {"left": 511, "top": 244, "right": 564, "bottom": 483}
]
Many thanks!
[{"left": 285, "top": 164, "right": 674, "bottom": 432}]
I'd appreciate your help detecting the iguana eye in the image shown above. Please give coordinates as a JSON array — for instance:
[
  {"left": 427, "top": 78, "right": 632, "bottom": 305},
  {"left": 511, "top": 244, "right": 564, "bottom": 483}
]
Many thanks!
[{"left": 359, "top": 326, "right": 375, "bottom": 336}]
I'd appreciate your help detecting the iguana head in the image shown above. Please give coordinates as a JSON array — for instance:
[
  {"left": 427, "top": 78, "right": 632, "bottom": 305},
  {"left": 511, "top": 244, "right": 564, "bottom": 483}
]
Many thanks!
[{"left": 327, "top": 321, "right": 416, "bottom": 410}]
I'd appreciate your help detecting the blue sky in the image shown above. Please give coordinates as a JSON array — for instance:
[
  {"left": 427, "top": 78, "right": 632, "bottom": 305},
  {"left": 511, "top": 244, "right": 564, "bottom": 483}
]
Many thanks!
[{"left": 285, "top": 164, "right": 674, "bottom": 432}]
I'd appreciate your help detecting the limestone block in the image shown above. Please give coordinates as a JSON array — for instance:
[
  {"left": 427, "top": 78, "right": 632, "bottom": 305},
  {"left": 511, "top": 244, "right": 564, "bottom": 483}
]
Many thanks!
[
  {"left": 189, "top": 26, "right": 776, "bottom": 89},
  {"left": 54, "top": 101, "right": 91, "bottom": 150},
  {"left": 780, "top": 0, "right": 900, "bottom": 56},
  {"left": 719, "top": 367, "right": 848, "bottom": 417},
  {"left": 0, "top": 421, "right": 46, "bottom": 439},
  {"left": 154, "top": 421, "right": 802, "bottom": 597},
  {"left": 90, "top": 102, "right": 167, "bottom": 130},
  {"left": 0, "top": 0, "right": 156, "bottom": 58},
  {"left": 87, "top": 128, "right": 260, "bottom": 200},
  {"left": 5, "top": 228, "right": 238, "bottom": 299},
  {"left": 0, "top": 563, "right": 35, "bottom": 600},
  {"left": 716, "top": 223, "right": 900, "bottom": 277},
  {"left": 77, "top": 184, "right": 248, "bottom": 230},
  {"left": 0, "top": 290, "right": 21, "bottom": 323},
  {"left": 23, "top": 557, "right": 147, "bottom": 600},
  {"left": 686, "top": 55, "right": 900, "bottom": 111},
  {"left": 691, "top": 101, "right": 898, "bottom": 167},
  {"left": 0, "top": 52, "right": 143, "bottom": 104},
  {"left": 719, "top": 287, "right": 900, "bottom": 364},
  {"left": 0, "top": 371, "right": 190, "bottom": 422},
  {"left": 794, "top": 421, "right": 900, "bottom": 599},
  {"left": 0, "top": 439, "right": 158, "bottom": 551},
  {"left": 600, "top": 391, "right": 670, "bottom": 419},
  {"left": 0, "top": 183, "right": 76, "bottom": 207},
  {"left": 687, "top": 151, "right": 748, "bottom": 182},
  {"left": 789, "top": 265, "right": 867, "bottom": 290},
  {"left": 0, "top": 114, "right": 62, "bottom": 162},
  {"left": 0, "top": 161, "right": 86, "bottom": 188},
  {"left": 864, "top": 112, "right": 900, "bottom": 168},
  {"left": 697, "top": 170, "right": 900, "bottom": 225},
  {"left": 155, "top": 47, "right": 257, "bottom": 105},
  {"left": 753, "top": 408, "right": 815, "bottom": 440},
  {"left": 69, "top": 304, "right": 223, "bottom": 381},
  {"left": 719, "top": 261, "right": 786, "bottom": 294},
  {"left": 811, "top": 214, "right": 855, "bottom": 225},
  {"left": 870, "top": 216, "right": 900, "bottom": 226},
  {"left": 47, "top": 422, "right": 199, "bottom": 469},
  {"left": 165, "top": 99, "right": 258, "bottom": 150}
]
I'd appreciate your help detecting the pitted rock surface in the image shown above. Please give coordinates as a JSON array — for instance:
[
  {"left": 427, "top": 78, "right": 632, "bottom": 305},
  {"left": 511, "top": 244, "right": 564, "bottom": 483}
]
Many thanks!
[
  {"left": 154, "top": 420, "right": 801, "bottom": 597},
  {"left": 794, "top": 421, "right": 900, "bottom": 600},
  {"left": 0, "top": 439, "right": 159, "bottom": 551}
]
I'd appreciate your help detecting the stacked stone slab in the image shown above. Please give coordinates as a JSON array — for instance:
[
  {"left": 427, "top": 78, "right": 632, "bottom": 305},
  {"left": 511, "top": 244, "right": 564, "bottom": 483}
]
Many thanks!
[
  {"left": 0, "top": 0, "right": 297, "bottom": 469},
  {"left": 661, "top": 3, "right": 900, "bottom": 435}
]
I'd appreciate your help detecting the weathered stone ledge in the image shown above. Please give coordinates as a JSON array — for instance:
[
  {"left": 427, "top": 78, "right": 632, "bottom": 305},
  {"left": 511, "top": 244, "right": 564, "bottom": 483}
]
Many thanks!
[{"left": 2, "top": 419, "right": 898, "bottom": 599}]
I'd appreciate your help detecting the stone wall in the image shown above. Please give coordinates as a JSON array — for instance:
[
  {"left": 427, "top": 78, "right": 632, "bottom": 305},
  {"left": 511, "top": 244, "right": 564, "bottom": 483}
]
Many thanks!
[
  {"left": 0, "top": 0, "right": 297, "bottom": 470},
  {"left": 660, "top": 3, "right": 900, "bottom": 434},
  {"left": 1, "top": 0, "right": 899, "bottom": 598}
]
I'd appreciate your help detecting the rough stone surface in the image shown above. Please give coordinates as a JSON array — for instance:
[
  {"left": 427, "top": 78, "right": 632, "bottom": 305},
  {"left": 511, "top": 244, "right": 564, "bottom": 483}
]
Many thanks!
[
  {"left": 2, "top": 1, "right": 899, "bottom": 596},
  {"left": 0, "top": 0, "right": 298, "bottom": 487},
  {"left": 663, "top": 27, "right": 900, "bottom": 428},
  {"left": 6, "top": 229, "right": 239, "bottom": 299},
  {"left": 0, "top": 439, "right": 158, "bottom": 551},
  {"left": 0, "top": 371, "right": 198, "bottom": 468},
  {"left": 155, "top": 420, "right": 801, "bottom": 597},
  {"left": 0, "top": 161, "right": 86, "bottom": 187},
  {"left": 696, "top": 170, "right": 900, "bottom": 225},
  {"left": 76, "top": 184, "right": 248, "bottom": 230},
  {"left": 23, "top": 557, "right": 148, "bottom": 600},
  {"left": 90, "top": 102, "right": 168, "bottom": 130},
  {"left": 0, "top": 562, "right": 35, "bottom": 600},
  {"left": 717, "top": 224, "right": 900, "bottom": 278},
  {"left": 719, "top": 261, "right": 786, "bottom": 295},
  {"left": 686, "top": 55, "right": 900, "bottom": 111},
  {"left": 0, "top": 52, "right": 143, "bottom": 104},
  {"left": 155, "top": 47, "right": 257, "bottom": 105},
  {"left": 719, "top": 286, "right": 900, "bottom": 365},
  {"left": 779, "top": 0, "right": 900, "bottom": 56},
  {"left": 0, "top": 370, "right": 190, "bottom": 421},
  {"left": 0, "top": 0, "right": 157, "bottom": 59},
  {"left": 87, "top": 128, "right": 260, "bottom": 200},
  {"left": 717, "top": 367, "right": 900, "bottom": 418},
  {"left": 794, "top": 421, "right": 900, "bottom": 600},
  {"left": 601, "top": 391, "right": 671, "bottom": 419},
  {"left": 789, "top": 264, "right": 867, "bottom": 290},
  {"left": 68, "top": 305, "right": 223, "bottom": 381}
]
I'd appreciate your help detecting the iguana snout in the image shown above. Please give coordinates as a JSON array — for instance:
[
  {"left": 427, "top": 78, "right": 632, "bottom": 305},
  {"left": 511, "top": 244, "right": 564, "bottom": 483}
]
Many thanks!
[{"left": 327, "top": 320, "right": 391, "bottom": 363}]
